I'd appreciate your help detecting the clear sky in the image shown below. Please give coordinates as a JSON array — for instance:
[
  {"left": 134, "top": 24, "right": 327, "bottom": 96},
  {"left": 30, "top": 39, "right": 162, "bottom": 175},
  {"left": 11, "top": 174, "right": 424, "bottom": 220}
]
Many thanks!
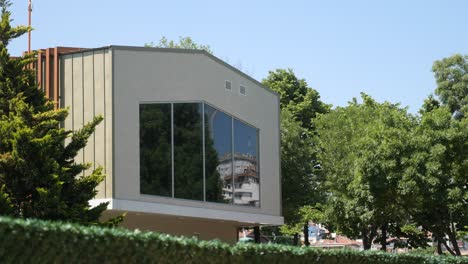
[{"left": 9, "top": 0, "right": 468, "bottom": 113}]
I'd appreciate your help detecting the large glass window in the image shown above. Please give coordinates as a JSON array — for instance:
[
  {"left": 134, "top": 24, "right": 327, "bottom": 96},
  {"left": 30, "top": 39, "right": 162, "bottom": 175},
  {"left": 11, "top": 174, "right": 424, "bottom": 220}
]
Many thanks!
[
  {"left": 139, "top": 104, "right": 172, "bottom": 197},
  {"left": 233, "top": 119, "right": 259, "bottom": 206},
  {"left": 139, "top": 102, "right": 260, "bottom": 207}
]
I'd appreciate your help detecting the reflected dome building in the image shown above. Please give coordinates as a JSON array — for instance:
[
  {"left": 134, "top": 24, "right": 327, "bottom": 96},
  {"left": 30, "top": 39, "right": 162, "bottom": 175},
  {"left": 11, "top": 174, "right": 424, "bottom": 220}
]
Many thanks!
[{"left": 217, "top": 153, "right": 260, "bottom": 206}]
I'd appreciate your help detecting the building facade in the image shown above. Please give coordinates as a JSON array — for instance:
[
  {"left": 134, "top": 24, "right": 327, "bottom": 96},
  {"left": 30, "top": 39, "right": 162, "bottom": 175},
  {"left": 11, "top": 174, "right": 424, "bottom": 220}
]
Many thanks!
[{"left": 34, "top": 46, "right": 282, "bottom": 243}]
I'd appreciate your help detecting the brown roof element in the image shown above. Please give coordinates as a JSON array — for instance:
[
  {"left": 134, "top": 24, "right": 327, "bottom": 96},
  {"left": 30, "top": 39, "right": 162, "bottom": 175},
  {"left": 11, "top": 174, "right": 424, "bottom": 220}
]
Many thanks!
[{"left": 28, "top": 47, "right": 86, "bottom": 109}]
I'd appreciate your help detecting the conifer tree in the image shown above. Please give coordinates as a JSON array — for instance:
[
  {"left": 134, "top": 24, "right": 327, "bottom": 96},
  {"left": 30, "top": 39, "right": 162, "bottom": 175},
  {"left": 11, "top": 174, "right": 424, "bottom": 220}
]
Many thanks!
[{"left": 0, "top": 0, "right": 113, "bottom": 225}]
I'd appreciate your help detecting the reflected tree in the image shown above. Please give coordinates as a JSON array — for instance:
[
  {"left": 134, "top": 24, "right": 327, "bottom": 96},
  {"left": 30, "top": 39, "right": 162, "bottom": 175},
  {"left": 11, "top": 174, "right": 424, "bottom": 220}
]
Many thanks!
[
  {"left": 140, "top": 103, "right": 238, "bottom": 204},
  {"left": 204, "top": 126, "right": 225, "bottom": 203},
  {"left": 173, "top": 103, "right": 204, "bottom": 200},
  {"left": 140, "top": 104, "right": 172, "bottom": 197}
]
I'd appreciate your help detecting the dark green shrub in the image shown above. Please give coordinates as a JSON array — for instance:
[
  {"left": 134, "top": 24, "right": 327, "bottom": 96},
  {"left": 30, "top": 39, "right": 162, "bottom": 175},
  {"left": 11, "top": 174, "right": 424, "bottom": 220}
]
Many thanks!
[{"left": 0, "top": 216, "right": 466, "bottom": 264}]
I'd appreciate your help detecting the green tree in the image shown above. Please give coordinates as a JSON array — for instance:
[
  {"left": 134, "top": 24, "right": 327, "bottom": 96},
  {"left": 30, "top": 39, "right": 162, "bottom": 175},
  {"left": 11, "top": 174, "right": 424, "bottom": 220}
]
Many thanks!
[
  {"left": 316, "top": 94, "right": 418, "bottom": 250},
  {"left": 262, "top": 69, "right": 330, "bottom": 130},
  {"left": 278, "top": 110, "right": 318, "bottom": 245},
  {"left": 405, "top": 102, "right": 467, "bottom": 256},
  {"left": 145, "top": 36, "right": 213, "bottom": 54},
  {"left": 432, "top": 54, "right": 467, "bottom": 119},
  {"left": 0, "top": 0, "right": 116, "bottom": 225},
  {"left": 280, "top": 203, "right": 325, "bottom": 246},
  {"left": 262, "top": 69, "right": 329, "bottom": 245},
  {"left": 402, "top": 54, "right": 468, "bottom": 256}
]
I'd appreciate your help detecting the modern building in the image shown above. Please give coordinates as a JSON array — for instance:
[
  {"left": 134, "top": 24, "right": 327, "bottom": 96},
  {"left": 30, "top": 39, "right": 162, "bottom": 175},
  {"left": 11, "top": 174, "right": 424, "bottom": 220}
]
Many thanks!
[{"left": 31, "top": 46, "right": 283, "bottom": 243}]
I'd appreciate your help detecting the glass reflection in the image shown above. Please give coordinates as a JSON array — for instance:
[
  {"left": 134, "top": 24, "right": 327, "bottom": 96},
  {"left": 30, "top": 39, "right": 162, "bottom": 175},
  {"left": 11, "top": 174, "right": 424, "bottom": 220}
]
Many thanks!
[
  {"left": 139, "top": 104, "right": 172, "bottom": 197},
  {"left": 139, "top": 102, "right": 260, "bottom": 206},
  {"left": 233, "top": 119, "right": 259, "bottom": 207},
  {"left": 204, "top": 105, "right": 232, "bottom": 203},
  {"left": 173, "top": 103, "right": 204, "bottom": 200}
]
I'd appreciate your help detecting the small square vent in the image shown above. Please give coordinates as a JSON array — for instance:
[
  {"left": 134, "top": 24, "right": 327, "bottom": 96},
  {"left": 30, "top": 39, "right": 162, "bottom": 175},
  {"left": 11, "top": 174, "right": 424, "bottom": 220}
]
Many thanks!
[
  {"left": 239, "top": 85, "right": 246, "bottom": 95},
  {"left": 225, "top": 80, "right": 232, "bottom": 91}
]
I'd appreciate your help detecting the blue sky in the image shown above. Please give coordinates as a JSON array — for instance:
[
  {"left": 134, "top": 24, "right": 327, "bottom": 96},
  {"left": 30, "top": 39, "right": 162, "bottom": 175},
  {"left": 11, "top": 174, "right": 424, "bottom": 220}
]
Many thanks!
[{"left": 9, "top": 0, "right": 468, "bottom": 113}]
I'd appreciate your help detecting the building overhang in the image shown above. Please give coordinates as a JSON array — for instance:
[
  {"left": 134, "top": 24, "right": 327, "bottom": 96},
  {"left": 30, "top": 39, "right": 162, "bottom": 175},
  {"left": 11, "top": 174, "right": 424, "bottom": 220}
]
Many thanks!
[{"left": 90, "top": 198, "right": 284, "bottom": 226}]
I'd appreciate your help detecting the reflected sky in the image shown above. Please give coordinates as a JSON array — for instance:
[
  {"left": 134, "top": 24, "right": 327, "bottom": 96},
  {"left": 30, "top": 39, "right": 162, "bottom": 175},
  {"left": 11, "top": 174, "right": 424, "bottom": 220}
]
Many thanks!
[
  {"left": 205, "top": 106, "right": 231, "bottom": 158},
  {"left": 234, "top": 119, "right": 258, "bottom": 157},
  {"left": 206, "top": 106, "right": 258, "bottom": 158}
]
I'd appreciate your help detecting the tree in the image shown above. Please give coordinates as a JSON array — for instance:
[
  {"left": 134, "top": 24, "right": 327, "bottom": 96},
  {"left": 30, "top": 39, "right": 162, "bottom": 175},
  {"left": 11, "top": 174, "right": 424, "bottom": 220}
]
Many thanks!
[
  {"left": 406, "top": 106, "right": 467, "bottom": 256},
  {"left": 278, "top": 110, "right": 318, "bottom": 222},
  {"left": 280, "top": 203, "right": 325, "bottom": 246},
  {"left": 315, "top": 94, "right": 418, "bottom": 250},
  {"left": 0, "top": 0, "right": 116, "bottom": 225},
  {"left": 145, "top": 36, "right": 213, "bottom": 54},
  {"left": 262, "top": 69, "right": 329, "bottom": 245},
  {"left": 399, "top": 54, "right": 468, "bottom": 256},
  {"left": 278, "top": 110, "right": 318, "bottom": 245},
  {"left": 263, "top": 69, "right": 330, "bottom": 130},
  {"left": 432, "top": 54, "right": 467, "bottom": 119}
]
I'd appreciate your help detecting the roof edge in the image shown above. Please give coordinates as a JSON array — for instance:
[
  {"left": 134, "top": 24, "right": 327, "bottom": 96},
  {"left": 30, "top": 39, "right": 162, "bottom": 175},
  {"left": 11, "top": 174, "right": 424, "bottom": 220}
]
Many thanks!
[{"left": 56, "top": 46, "right": 111, "bottom": 55}]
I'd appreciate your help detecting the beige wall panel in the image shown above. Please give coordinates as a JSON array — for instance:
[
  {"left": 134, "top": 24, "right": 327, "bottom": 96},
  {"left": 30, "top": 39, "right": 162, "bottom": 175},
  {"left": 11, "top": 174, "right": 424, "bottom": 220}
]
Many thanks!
[
  {"left": 93, "top": 50, "right": 106, "bottom": 198},
  {"left": 61, "top": 55, "right": 73, "bottom": 146},
  {"left": 104, "top": 50, "right": 113, "bottom": 198},
  {"left": 62, "top": 50, "right": 111, "bottom": 198},
  {"left": 112, "top": 48, "right": 281, "bottom": 218},
  {"left": 72, "top": 54, "right": 84, "bottom": 169},
  {"left": 83, "top": 52, "right": 95, "bottom": 176}
]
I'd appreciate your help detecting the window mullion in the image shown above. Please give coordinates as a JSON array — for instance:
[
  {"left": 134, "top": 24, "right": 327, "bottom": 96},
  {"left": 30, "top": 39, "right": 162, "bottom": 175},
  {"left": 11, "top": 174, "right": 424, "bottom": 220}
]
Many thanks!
[
  {"left": 231, "top": 117, "right": 234, "bottom": 204},
  {"left": 171, "top": 103, "right": 174, "bottom": 198},
  {"left": 202, "top": 103, "right": 206, "bottom": 202}
]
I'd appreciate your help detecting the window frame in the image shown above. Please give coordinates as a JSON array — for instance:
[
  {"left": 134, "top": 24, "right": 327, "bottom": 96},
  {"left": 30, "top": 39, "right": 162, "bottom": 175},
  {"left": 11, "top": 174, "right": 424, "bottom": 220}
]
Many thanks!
[{"left": 239, "top": 85, "right": 247, "bottom": 96}]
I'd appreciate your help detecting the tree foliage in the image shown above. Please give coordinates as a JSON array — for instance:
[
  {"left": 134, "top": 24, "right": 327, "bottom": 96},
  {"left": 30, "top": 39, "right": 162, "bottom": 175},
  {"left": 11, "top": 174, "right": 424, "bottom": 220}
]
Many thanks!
[
  {"left": 315, "top": 94, "right": 420, "bottom": 250},
  {"left": 278, "top": 109, "right": 318, "bottom": 227},
  {"left": 312, "top": 54, "right": 467, "bottom": 255},
  {"left": 396, "top": 53, "right": 468, "bottom": 255},
  {"left": 432, "top": 54, "right": 467, "bottom": 119},
  {"left": 263, "top": 69, "right": 330, "bottom": 130},
  {"left": 405, "top": 104, "right": 468, "bottom": 255},
  {"left": 262, "top": 69, "right": 329, "bottom": 244},
  {"left": 145, "top": 36, "right": 213, "bottom": 54},
  {"left": 0, "top": 1, "right": 115, "bottom": 225}
]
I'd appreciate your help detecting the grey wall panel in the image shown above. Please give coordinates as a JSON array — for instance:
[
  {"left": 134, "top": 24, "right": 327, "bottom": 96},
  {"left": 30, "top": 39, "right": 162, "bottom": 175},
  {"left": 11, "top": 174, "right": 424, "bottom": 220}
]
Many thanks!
[
  {"left": 61, "top": 50, "right": 112, "bottom": 199},
  {"left": 112, "top": 48, "right": 281, "bottom": 217}
]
